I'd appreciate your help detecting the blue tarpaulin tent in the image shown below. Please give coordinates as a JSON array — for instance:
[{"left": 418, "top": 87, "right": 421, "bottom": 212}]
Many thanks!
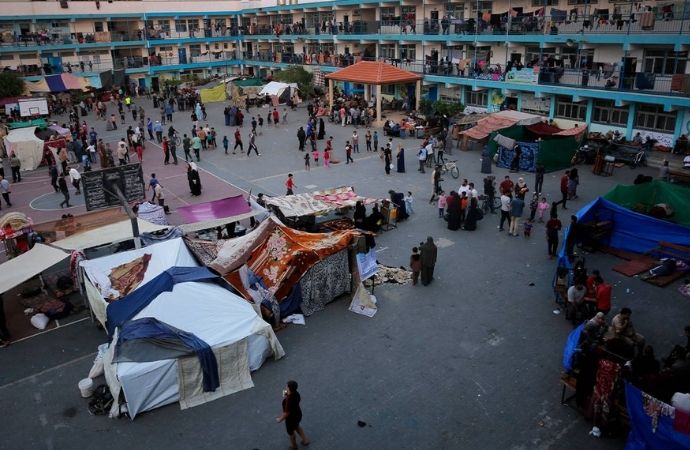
[
  {"left": 624, "top": 383, "right": 690, "bottom": 450},
  {"left": 106, "top": 266, "right": 219, "bottom": 336},
  {"left": 557, "top": 197, "right": 690, "bottom": 270}
]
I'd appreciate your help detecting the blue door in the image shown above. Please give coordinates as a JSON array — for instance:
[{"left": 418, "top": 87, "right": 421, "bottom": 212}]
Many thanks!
[
  {"left": 426, "top": 85, "right": 438, "bottom": 101},
  {"left": 178, "top": 48, "right": 187, "bottom": 65},
  {"left": 138, "top": 78, "right": 147, "bottom": 89}
]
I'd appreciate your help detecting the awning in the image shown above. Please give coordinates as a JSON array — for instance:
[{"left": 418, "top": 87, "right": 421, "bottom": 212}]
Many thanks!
[
  {"left": 0, "top": 244, "right": 69, "bottom": 294},
  {"left": 554, "top": 124, "right": 587, "bottom": 136},
  {"left": 53, "top": 219, "right": 168, "bottom": 250},
  {"left": 175, "top": 195, "right": 256, "bottom": 232},
  {"left": 264, "top": 186, "right": 378, "bottom": 218},
  {"left": 460, "top": 110, "right": 544, "bottom": 140},
  {"left": 258, "top": 81, "right": 295, "bottom": 97}
]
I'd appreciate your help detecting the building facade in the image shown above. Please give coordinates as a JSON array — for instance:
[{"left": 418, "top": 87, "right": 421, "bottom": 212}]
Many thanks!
[{"left": 1, "top": 0, "right": 689, "bottom": 145}]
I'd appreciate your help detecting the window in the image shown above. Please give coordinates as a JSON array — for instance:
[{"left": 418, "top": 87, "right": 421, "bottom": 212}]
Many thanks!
[
  {"left": 567, "top": 0, "right": 596, "bottom": 4},
  {"left": 466, "top": 90, "right": 488, "bottom": 106},
  {"left": 643, "top": 49, "right": 688, "bottom": 75},
  {"left": 445, "top": 3, "right": 465, "bottom": 18},
  {"left": 382, "top": 85, "right": 395, "bottom": 95},
  {"left": 156, "top": 20, "right": 170, "bottom": 33},
  {"left": 592, "top": 100, "right": 628, "bottom": 126},
  {"left": 635, "top": 104, "right": 676, "bottom": 133},
  {"left": 187, "top": 19, "right": 199, "bottom": 31},
  {"left": 0, "top": 55, "right": 14, "bottom": 61},
  {"left": 400, "top": 44, "right": 416, "bottom": 61},
  {"left": 380, "top": 44, "right": 396, "bottom": 59},
  {"left": 94, "top": 22, "right": 104, "bottom": 32},
  {"left": 174, "top": 20, "right": 187, "bottom": 32},
  {"left": 556, "top": 97, "right": 586, "bottom": 120},
  {"left": 401, "top": 6, "right": 416, "bottom": 20},
  {"left": 471, "top": 1, "right": 492, "bottom": 12},
  {"left": 380, "top": 7, "right": 396, "bottom": 21},
  {"left": 525, "top": 46, "right": 555, "bottom": 65},
  {"left": 532, "top": 0, "right": 559, "bottom": 5},
  {"left": 189, "top": 44, "right": 201, "bottom": 58}
]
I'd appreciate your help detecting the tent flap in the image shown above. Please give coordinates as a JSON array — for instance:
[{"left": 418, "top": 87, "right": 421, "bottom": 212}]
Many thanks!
[
  {"left": 0, "top": 244, "right": 69, "bottom": 294},
  {"left": 53, "top": 219, "right": 167, "bottom": 250}
]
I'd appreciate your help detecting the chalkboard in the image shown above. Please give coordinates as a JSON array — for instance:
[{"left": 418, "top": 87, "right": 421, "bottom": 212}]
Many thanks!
[{"left": 81, "top": 163, "right": 145, "bottom": 211}]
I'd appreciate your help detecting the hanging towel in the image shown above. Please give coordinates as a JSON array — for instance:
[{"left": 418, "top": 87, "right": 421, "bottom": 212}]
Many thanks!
[{"left": 494, "top": 133, "right": 517, "bottom": 150}]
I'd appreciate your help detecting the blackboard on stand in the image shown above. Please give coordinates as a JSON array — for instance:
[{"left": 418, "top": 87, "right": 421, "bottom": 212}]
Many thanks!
[{"left": 81, "top": 163, "right": 145, "bottom": 211}]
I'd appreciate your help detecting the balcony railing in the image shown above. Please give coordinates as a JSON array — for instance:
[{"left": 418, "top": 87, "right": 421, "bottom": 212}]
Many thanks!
[
  {"left": 242, "top": 15, "right": 690, "bottom": 37},
  {"left": 146, "top": 27, "right": 241, "bottom": 40},
  {"left": 0, "top": 30, "right": 144, "bottom": 47}
]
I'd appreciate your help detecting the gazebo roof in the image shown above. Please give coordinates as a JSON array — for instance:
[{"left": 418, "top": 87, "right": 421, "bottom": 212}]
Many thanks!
[{"left": 325, "top": 61, "right": 422, "bottom": 85}]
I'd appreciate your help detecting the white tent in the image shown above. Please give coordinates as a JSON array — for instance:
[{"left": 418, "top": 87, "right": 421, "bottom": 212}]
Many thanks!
[
  {"left": 258, "top": 81, "right": 297, "bottom": 97},
  {"left": 0, "top": 244, "right": 69, "bottom": 295},
  {"left": 53, "top": 219, "right": 167, "bottom": 251},
  {"left": 3, "top": 126, "right": 44, "bottom": 171},
  {"left": 81, "top": 238, "right": 284, "bottom": 418}
]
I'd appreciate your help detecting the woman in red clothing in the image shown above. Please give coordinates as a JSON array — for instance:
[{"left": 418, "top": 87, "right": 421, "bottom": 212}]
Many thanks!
[{"left": 594, "top": 275, "right": 612, "bottom": 315}]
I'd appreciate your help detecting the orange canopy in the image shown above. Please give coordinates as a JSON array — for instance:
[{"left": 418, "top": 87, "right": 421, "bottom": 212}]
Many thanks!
[{"left": 325, "top": 61, "right": 422, "bottom": 85}]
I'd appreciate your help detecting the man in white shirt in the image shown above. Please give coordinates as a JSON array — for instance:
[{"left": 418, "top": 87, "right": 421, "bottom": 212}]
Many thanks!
[
  {"left": 567, "top": 280, "right": 587, "bottom": 324},
  {"left": 498, "top": 193, "right": 511, "bottom": 231},
  {"left": 68, "top": 167, "right": 82, "bottom": 194},
  {"left": 467, "top": 182, "right": 479, "bottom": 199},
  {"left": 417, "top": 145, "right": 427, "bottom": 173},
  {"left": 458, "top": 179, "right": 469, "bottom": 196}
]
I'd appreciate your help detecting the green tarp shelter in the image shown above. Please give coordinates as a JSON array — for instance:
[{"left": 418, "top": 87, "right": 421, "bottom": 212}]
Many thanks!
[
  {"left": 486, "top": 125, "right": 582, "bottom": 173},
  {"left": 233, "top": 78, "right": 264, "bottom": 87},
  {"left": 603, "top": 180, "right": 690, "bottom": 227}
]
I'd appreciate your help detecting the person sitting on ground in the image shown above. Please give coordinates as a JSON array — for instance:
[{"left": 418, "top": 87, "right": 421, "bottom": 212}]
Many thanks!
[
  {"left": 566, "top": 278, "right": 587, "bottom": 325},
  {"left": 581, "top": 312, "right": 607, "bottom": 351},
  {"left": 609, "top": 307, "right": 645, "bottom": 351},
  {"left": 663, "top": 325, "right": 690, "bottom": 369}
]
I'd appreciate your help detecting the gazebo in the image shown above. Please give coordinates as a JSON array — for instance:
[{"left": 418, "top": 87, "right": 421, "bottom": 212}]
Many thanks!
[{"left": 324, "top": 61, "right": 422, "bottom": 126}]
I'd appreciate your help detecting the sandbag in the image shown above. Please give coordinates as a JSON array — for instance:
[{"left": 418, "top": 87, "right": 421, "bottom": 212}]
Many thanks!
[{"left": 30, "top": 313, "right": 50, "bottom": 330}]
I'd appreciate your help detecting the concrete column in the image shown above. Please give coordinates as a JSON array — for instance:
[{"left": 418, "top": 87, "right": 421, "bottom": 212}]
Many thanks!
[
  {"left": 364, "top": 84, "right": 370, "bottom": 102},
  {"left": 625, "top": 103, "right": 637, "bottom": 140},
  {"left": 585, "top": 98, "right": 593, "bottom": 126},
  {"left": 673, "top": 108, "right": 685, "bottom": 141},
  {"left": 328, "top": 78, "right": 334, "bottom": 108},
  {"left": 548, "top": 96, "right": 556, "bottom": 120},
  {"left": 376, "top": 84, "right": 382, "bottom": 125},
  {"left": 415, "top": 79, "right": 421, "bottom": 111}
]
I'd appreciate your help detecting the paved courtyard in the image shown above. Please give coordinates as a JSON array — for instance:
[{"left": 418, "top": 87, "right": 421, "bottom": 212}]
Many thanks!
[{"left": 1, "top": 96, "right": 688, "bottom": 450}]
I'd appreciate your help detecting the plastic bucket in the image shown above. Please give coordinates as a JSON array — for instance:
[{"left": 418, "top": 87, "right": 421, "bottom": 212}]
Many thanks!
[{"left": 78, "top": 378, "right": 95, "bottom": 398}]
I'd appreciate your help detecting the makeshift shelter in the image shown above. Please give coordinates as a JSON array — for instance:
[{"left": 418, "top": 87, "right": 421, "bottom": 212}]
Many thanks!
[
  {"left": 624, "top": 383, "right": 690, "bottom": 449},
  {"left": 325, "top": 61, "right": 422, "bottom": 126},
  {"left": 23, "top": 73, "right": 91, "bottom": 93},
  {"left": 258, "top": 81, "right": 298, "bottom": 105},
  {"left": 52, "top": 219, "right": 167, "bottom": 251},
  {"left": 80, "top": 238, "right": 284, "bottom": 418},
  {"left": 481, "top": 116, "right": 585, "bottom": 173},
  {"left": 3, "top": 126, "right": 44, "bottom": 170},
  {"left": 603, "top": 181, "right": 690, "bottom": 227},
  {"left": 264, "top": 186, "right": 377, "bottom": 218},
  {"left": 199, "top": 83, "right": 227, "bottom": 104},
  {"left": 136, "top": 202, "right": 167, "bottom": 226},
  {"left": 0, "top": 243, "right": 69, "bottom": 295},
  {"left": 175, "top": 194, "right": 257, "bottom": 233},
  {"left": 557, "top": 197, "right": 690, "bottom": 270},
  {"left": 459, "top": 110, "right": 543, "bottom": 140},
  {"left": 185, "top": 216, "right": 362, "bottom": 316}
]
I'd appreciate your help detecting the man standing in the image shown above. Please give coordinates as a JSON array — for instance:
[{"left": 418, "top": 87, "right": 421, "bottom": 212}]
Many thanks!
[
  {"left": 153, "top": 120, "right": 163, "bottom": 143},
  {"left": 117, "top": 139, "right": 128, "bottom": 166},
  {"left": 234, "top": 128, "right": 243, "bottom": 153},
  {"left": 182, "top": 134, "right": 192, "bottom": 161},
  {"left": 146, "top": 118, "right": 154, "bottom": 140},
  {"left": 285, "top": 173, "right": 295, "bottom": 195},
  {"left": 297, "top": 126, "right": 306, "bottom": 151},
  {"left": 594, "top": 275, "right": 612, "bottom": 315},
  {"left": 191, "top": 134, "right": 202, "bottom": 162},
  {"left": 49, "top": 164, "right": 59, "bottom": 192},
  {"left": 498, "top": 192, "right": 511, "bottom": 231},
  {"left": 9, "top": 152, "right": 21, "bottom": 182},
  {"left": 420, "top": 236, "right": 438, "bottom": 286},
  {"left": 499, "top": 175, "right": 514, "bottom": 195},
  {"left": 352, "top": 130, "right": 359, "bottom": 153},
  {"left": 68, "top": 166, "right": 82, "bottom": 194},
  {"left": 373, "top": 130, "right": 379, "bottom": 152},
  {"left": 546, "top": 213, "right": 562, "bottom": 259},
  {"left": 345, "top": 141, "right": 354, "bottom": 164},
  {"left": 417, "top": 145, "right": 427, "bottom": 173},
  {"left": 558, "top": 170, "right": 569, "bottom": 210},
  {"left": 0, "top": 176, "right": 11, "bottom": 208},
  {"left": 509, "top": 194, "right": 525, "bottom": 237}
]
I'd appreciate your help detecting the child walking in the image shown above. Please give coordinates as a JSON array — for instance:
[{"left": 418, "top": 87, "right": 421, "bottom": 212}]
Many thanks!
[
  {"left": 311, "top": 147, "right": 319, "bottom": 166},
  {"left": 304, "top": 152, "right": 310, "bottom": 171},
  {"left": 222, "top": 135, "right": 229, "bottom": 155},
  {"left": 405, "top": 191, "right": 415, "bottom": 214},
  {"left": 437, "top": 190, "right": 446, "bottom": 218},
  {"left": 410, "top": 247, "right": 422, "bottom": 285},
  {"left": 529, "top": 192, "right": 539, "bottom": 221},
  {"left": 523, "top": 219, "right": 533, "bottom": 238}
]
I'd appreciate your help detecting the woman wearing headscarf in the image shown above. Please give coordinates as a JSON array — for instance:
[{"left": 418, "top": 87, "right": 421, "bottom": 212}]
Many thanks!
[
  {"left": 463, "top": 197, "right": 482, "bottom": 231},
  {"left": 353, "top": 200, "right": 366, "bottom": 229},
  {"left": 383, "top": 146, "right": 392, "bottom": 175},
  {"left": 317, "top": 117, "right": 325, "bottom": 140},
  {"left": 514, "top": 177, "right": 529, "bottom": 200},
  {"left": 446, "top": 191, "right": 461, "bottom": 230},
  {"left": 396, "top": 144, "right": 406, "bottom": 173},
  {"left": 187, "top": 162, "right": 202, "bottom": 196}
]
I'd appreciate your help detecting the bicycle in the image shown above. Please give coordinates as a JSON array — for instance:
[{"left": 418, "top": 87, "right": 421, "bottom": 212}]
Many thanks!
[
  {"left": 478, "top": 194, "right": 501, "bottom": 214},
  {"left": 439, "top": 160, "right": 460, "bottom": 179}
]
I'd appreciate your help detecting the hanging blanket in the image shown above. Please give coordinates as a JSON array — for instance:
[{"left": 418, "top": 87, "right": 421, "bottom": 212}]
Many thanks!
[
  {"left": 496, "top": 142, "right": 539, "bottom": 172},
  {"left": 300, "top": 250, "right": 351, "bottom": 316},
  {"left": 589, "top": 359, "right": 620, "bottom": 428}
]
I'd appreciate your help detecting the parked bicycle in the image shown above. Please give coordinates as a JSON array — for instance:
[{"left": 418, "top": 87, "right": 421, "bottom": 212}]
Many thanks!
[
  {"left": 478, "top": 194, "right": 501, "bottom": 214},
  {"left": 439, "top": 160, "right": 459, "bottom": 179}
]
